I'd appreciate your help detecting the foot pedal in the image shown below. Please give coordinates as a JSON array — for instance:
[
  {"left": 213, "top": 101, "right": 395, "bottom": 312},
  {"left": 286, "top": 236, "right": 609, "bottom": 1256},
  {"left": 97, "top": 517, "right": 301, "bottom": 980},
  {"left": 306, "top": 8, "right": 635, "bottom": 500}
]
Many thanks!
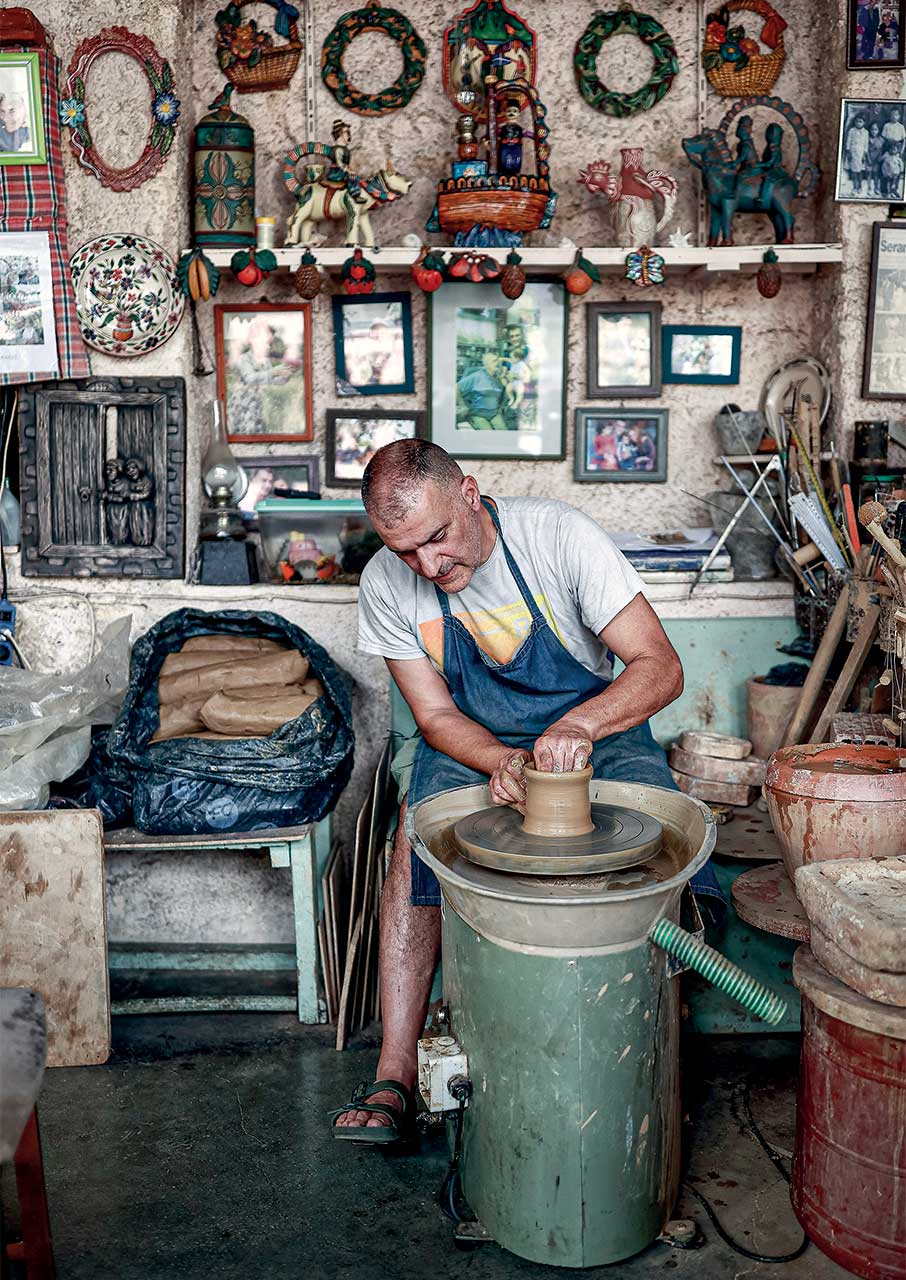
[{"left": 453, "top": 1220, "right": 493, "bottom": 1245}]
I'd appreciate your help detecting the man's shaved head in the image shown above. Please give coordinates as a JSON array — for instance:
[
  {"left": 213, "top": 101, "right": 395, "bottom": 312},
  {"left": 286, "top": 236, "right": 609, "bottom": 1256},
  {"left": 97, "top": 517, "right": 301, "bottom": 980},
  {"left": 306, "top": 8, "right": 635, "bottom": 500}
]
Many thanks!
[
  {"left": 362, "top": 439, "right": 493, "bottom": 594},
  {"left": 361, "top": 439, "right": 464, "bottom": 527}
]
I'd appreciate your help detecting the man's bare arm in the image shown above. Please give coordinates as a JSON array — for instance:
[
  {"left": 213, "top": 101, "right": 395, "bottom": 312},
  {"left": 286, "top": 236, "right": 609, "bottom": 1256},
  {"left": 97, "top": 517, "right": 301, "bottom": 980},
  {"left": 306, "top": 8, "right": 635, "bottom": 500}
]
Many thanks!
[
  {"left": 532, "top": 593, "right": 682, "bottom": 772},
  {"left": 388, "top": 656, "right": 529, "bottom": 808}
]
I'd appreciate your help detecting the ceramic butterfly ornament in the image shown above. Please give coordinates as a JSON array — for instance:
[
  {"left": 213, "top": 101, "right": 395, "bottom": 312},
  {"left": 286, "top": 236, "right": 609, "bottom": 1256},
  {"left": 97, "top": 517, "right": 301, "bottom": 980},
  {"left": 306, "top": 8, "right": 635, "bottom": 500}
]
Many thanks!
[{"left": 624, "top": 245, "right": 665, "bottom": 287}]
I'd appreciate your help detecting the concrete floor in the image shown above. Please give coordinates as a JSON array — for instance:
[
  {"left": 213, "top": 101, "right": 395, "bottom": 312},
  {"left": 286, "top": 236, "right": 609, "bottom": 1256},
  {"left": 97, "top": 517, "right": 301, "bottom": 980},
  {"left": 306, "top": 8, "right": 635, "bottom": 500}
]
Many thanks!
[{"left": 3, "top": 1019, "right": 853, "bottom": 1280}]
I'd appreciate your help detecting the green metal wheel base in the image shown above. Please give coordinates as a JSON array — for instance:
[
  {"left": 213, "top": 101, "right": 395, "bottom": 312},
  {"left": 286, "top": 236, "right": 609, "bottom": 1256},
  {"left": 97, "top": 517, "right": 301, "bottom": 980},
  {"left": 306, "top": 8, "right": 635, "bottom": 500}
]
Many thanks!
[{"left": 443, "top": 907, "right": 681, "bottom": 1269}]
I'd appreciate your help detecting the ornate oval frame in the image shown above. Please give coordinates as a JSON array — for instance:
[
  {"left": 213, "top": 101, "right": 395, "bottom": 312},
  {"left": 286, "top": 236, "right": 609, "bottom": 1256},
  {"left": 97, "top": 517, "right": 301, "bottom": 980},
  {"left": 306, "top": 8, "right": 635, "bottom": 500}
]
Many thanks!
[
  {"left": 60, "top": 26, "right": 180, "bottom": 192},
  {"left": 574, "top": 8, "right": 679, "bottom": 118},
  {"left": 321, "top": 2, "right": 427, "bottom": 117}
]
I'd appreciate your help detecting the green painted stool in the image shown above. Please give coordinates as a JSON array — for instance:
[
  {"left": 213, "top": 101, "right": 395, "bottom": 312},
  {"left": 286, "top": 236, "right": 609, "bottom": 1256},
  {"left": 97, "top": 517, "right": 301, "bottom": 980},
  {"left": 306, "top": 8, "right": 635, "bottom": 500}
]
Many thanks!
[{"left": 106, "top": 821, "right": 331, "bottom": 1022}]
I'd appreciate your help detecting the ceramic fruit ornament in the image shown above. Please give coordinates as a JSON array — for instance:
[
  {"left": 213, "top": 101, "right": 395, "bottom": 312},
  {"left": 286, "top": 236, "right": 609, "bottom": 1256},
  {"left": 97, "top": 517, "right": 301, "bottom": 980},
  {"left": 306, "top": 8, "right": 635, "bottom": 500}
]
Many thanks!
[
  {"left": 562, "top": 252, "right": 600, "bottom": 295},
  {"left": 341, "top": 246, "right": 376, "bottom": 293},
  {"left": 757, "top": 247, "right": 782, "bottom": 298},
  {"left": 411, "top": 247, "right": 446, "bottom": 292},
  {"left": 177, "top": 248, "right": 221, "bottom": 301},
  {"left": 294, "top": 248, "right": 323, "bottom": 299},
  {"left": 448, "top": 252, "right": 501, "bottom": 283},
  {"left": 231, "top": 246, "right": 277, "bottom": 285},
  {"left": 500, "top": 248, "right": 526, "bottom": 299}
]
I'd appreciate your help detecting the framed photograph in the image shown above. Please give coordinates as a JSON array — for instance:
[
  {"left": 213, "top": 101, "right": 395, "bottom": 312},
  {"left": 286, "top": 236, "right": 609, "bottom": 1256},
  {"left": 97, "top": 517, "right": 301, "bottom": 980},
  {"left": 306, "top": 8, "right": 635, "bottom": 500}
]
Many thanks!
[
  {"left": 232, "top": 453, "right": 320, "bottom": 519},
  {"left": 847, "top": 0, "right": 905, "bottom": 69},
  {"left": 326, "top": 409, "right": 426, "bottom": 488},
  {"left": 429, "top": 280, "right": 567, "bottom": 460},
  {"left": 574, "top": 409, "right": 668, "bottom": 483},
  {"left": 332, "top": 292, "right": 414, "bottom": 395},
  {"left": 215, "top": 303, "right": 313, "bottom": 443},
  {"left": 0, "top": 52, "right": 46, "bottom": 165},
  {"left": 836, "top": 99, "right": 906, "bottom": 203},
  {"left": 662, "top": 325, "right": 741, "bottom": 384},
  {"left": 587, "top": 301, "right": 661, "bottom": 397},
  {"left": 0, "top": 231, "right": 57, "bottom": 376},
  {"left": 862, "top": 221, "right": 906, "bottom": 399}
]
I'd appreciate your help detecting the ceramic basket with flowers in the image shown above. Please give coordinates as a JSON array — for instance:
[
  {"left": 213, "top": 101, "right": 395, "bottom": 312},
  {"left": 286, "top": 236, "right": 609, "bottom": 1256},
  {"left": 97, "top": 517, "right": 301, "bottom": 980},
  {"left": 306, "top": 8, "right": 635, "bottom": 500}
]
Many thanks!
[{"left": 702, "top": 0, "right": 787, "bottom": 97}]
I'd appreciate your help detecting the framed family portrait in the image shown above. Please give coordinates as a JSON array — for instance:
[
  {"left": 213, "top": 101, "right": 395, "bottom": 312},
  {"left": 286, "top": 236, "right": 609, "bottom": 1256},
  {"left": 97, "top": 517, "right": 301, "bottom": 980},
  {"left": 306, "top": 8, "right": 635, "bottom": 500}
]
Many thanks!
[
  {"left": 0, "top": 52, "right": 46, "bottom": 165},
  {"left": 862, "top": 221, "right": 906, "bottom": 399},
  {"left": 332, "top": 292, "right": 414, "bottom": 395},
  {"left": 836, "top": 99, "right": 906, "bottom": 203},
  {"left": 326, "top": 409, "right": 426, "bottom": 488},
  {"left": 233, "top": 453, "right": 320, "bottom": 519},
  {"left": 847, "top": 0, "right": 905, "bottom": 69},
  {"left": 587, "top": 301, "right": 661, "bottom": 398},
  {"left": 662, "top": 325, "right": 741, "bottom": 384},
  {"left": 429, "top": 281, "right": 567, "bottom": 460},
  {"left": 574, "top": 409, "right": 668, "bottom": 484},
  {"left": 215, "top": 303, "right": 313, "bottom": 443}
]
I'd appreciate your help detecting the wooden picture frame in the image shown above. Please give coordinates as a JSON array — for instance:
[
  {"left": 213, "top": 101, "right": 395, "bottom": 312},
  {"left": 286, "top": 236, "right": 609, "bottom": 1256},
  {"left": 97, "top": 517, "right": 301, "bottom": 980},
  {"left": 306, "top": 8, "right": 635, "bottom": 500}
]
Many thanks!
[
  {"left": 0, "top": 51, "right": 46, "bottom": 166},
  {"left": 574, "top": 408, "right": 668, "bottom": 484},
  {"left": 331, "top": 292, "right": 415, "bottom": 396},
  {"left": 586, "top": 301, "right": 661, "bottom": 398},
  {"left": 862, "top": 221, "right": 906, "bottom": 399},
  {"left": 215, "top": 302, "right": 313, "bottom": 443},
  {"left": 662, "top": 324, "right": 741, "bottom": 385},
  {"left": 325, "top": 409, "right": 426, "bottom": 488},
  {"left": 428, "top": 279, "right": 567, "bottom": 460},
  {"left": 847, "top": 0, "right": 906, "bottom": 69}
]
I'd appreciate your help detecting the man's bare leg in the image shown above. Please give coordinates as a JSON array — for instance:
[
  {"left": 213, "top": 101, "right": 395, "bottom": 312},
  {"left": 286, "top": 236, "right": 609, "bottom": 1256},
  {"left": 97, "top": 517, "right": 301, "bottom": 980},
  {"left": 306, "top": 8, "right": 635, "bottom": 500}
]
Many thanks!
[{"left": 335, "top": 798, "right": 441, "bottom": 1129}]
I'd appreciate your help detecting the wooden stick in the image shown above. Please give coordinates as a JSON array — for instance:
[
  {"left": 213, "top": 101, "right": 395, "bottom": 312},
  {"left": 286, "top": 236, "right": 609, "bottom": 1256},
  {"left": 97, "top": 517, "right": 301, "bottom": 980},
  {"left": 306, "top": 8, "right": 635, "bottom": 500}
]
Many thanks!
[
  {"left": 810, "top": 603, "right": 880, "bottom": 743},
  {"left": 782, "top": 590, "right": 850, "bottom": 746}
]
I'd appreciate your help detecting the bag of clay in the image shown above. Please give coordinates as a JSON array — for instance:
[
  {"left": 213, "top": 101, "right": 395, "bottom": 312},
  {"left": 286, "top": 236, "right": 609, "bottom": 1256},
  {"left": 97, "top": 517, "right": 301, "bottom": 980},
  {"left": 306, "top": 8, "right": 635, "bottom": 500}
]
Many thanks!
[{"left": 106, "top": 608, "right": 354, "bottom": 836}]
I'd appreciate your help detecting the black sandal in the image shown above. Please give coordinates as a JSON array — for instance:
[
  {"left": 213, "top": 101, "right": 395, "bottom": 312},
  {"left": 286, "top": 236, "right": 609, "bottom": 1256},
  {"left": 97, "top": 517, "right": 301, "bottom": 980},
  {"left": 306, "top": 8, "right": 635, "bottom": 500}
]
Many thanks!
[{"left": 329, "top": 1078, "right": 413, "bottom": 1144}]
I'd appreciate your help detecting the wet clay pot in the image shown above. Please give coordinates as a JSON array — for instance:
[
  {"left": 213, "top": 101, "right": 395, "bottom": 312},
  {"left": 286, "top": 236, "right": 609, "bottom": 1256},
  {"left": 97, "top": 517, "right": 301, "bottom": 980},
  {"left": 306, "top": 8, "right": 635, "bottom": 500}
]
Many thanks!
[
  {"left": 746, "top": 677, "right": 801, "bottom": 760},
  {"left": 765, "top": 743, "right": 906, "bottom": 884},
  {"left": 521, "top": 765, "right": 594, "bottom": 837}
]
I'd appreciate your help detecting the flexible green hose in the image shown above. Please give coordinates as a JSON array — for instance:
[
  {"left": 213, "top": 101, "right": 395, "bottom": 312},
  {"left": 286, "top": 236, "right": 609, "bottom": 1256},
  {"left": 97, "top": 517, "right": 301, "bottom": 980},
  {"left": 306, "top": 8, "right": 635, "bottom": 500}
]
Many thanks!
[{"left": 651, "top": 918, "right": 788, "bottom": 1026}]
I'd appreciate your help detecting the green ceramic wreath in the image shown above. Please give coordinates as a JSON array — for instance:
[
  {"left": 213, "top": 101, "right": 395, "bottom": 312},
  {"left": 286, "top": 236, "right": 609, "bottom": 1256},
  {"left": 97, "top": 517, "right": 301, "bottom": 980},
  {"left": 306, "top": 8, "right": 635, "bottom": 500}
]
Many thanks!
[
  {"left": 321, "top": 0, "right": 427, "bottom": 117},
  {"left": 574, "top": 6, "right": 679, "bottom": 118}
]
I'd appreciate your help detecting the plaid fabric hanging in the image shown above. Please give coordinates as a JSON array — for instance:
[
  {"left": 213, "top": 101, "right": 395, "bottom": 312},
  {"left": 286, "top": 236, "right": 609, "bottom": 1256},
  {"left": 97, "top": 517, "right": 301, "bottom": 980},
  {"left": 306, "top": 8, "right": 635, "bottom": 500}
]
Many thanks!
[{"left": 0, "top": 44, "right": 89, "bottom": 384}]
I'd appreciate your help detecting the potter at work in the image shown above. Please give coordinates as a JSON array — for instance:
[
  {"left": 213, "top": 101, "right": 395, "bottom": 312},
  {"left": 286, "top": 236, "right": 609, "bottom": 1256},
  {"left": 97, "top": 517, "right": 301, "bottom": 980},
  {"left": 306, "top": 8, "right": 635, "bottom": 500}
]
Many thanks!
[{"left": 332, "top": 439, "right": 723, "bottom": 1141}]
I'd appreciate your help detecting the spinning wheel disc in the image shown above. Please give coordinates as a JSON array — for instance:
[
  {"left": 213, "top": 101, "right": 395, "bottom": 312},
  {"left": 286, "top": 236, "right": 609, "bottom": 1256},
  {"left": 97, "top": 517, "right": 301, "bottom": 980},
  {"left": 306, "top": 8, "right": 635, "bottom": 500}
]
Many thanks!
[{"left": 454, "top": 801, "right": 662, "bottom": 876}]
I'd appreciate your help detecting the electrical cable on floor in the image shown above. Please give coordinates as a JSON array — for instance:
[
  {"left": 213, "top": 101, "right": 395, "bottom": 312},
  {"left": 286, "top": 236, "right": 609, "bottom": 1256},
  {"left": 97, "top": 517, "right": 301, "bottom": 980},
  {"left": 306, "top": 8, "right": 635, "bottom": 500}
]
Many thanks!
[
  {"left": 683, "top": 1079, "right": 809, "bottom": 1264},
  {"left": 438, "top": 1077, "right": 472, "bottom": 1225}
]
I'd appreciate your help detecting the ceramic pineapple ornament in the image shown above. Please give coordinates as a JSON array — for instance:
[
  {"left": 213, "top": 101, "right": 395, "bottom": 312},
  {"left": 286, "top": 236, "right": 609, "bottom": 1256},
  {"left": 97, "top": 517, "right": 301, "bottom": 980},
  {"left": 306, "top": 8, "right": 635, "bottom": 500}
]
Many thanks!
[
  {"left": 294, "top": 248, "right": 323, "bottom": 299},
  {"left": 500, "top": 249, "right": 526, "bottom": 299}
]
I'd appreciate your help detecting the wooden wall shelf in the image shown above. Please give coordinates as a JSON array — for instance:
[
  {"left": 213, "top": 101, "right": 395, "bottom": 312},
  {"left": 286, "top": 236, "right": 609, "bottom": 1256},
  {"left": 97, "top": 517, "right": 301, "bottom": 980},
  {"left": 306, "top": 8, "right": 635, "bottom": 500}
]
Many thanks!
[{"left": 199, "top": 243, "right": 843, "bottom": 278}]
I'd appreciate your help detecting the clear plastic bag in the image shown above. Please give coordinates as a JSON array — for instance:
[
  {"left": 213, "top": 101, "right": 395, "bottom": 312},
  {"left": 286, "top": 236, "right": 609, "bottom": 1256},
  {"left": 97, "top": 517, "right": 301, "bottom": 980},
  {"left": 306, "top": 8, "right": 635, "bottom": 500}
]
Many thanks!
[{"left": 0, "top": 615, "right": 131, "bottom": 809}]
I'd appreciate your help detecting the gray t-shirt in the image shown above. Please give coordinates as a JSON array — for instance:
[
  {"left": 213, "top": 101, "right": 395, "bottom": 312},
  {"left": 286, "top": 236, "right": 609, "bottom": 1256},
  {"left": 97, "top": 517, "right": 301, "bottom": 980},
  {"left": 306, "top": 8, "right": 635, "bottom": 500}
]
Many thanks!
[{"left": 357, "top": 496, "right": 643, "bottom": 682}]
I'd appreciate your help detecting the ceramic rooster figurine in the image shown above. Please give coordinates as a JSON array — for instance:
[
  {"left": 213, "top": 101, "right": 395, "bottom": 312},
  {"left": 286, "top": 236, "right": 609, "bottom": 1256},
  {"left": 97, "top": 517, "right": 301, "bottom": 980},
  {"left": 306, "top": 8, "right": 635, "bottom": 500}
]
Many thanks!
[{"left": 578, "top": 148, "right": 678, "bottom": 249}]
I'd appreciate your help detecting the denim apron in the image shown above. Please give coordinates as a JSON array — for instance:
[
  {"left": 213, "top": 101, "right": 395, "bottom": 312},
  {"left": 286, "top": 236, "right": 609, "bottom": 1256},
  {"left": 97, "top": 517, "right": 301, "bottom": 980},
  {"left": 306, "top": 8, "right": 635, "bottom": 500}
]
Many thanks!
[{"left": 407, "top": 500, "right": 724, "bottom": 914}]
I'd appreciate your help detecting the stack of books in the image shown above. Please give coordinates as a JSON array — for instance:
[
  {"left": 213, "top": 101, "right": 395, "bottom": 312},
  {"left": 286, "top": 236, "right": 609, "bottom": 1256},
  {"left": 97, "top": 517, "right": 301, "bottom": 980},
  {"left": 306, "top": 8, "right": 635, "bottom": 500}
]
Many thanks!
[{"left": 610, "top": 528, "right": 733, "bottom": 583}]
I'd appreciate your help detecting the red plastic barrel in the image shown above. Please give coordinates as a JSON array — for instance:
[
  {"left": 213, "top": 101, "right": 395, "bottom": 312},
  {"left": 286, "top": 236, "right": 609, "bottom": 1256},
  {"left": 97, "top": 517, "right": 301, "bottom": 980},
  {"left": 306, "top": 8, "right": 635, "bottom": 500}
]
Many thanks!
[{"left": 792, "top": 947, "right": 906, "bottom": 1280}]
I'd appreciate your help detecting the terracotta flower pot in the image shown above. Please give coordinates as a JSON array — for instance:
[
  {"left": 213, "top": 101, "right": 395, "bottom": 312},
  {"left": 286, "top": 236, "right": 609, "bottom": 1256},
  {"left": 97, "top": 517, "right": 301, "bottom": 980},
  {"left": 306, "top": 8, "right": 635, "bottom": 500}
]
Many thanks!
[
  {"left": 765, "top": 743, "right": 906, "bottom": 885},
  {"left": 746, "top": 676, "right": 801, "bottom": 760}
]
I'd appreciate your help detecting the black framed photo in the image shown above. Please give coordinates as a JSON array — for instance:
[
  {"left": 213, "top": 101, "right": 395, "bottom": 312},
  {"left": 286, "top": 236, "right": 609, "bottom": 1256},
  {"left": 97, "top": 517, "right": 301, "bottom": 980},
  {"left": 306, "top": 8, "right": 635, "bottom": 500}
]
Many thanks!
[
  {"left": 429, "top": 280, "right": 567, "bottom": 460},
  {"left": 836, "top": 99, "right": 906, "bottom": 203},
  {"left": 325, "top": 409, "right": 426, "bottom": 488},
  {"left": 847, "top": 0, "right": 905, "bottom": 69},
  {"left": 574, "top": 408, "right": 668, "bottom": 483},
  {"left": 586, "top": 301, "right": 661, "bottom": 398},
  {"left": 232, "top": 453, "right": 320, "bottom": 518},
  {"left": 662, "top": 325, "right": 741, "bottom": 384},
  {"left": 862, "top": 221, "right": 906, "bottom": 399},
  {"left": 331, "top": 291, "right": 414, "bottom": 395}
]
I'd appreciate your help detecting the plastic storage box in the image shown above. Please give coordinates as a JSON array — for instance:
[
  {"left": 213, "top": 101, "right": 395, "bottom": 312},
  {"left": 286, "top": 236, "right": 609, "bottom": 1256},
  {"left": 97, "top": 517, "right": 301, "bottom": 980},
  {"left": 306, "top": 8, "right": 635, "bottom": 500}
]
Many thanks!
[{"left": 256, "top": 498, "right": 382, "bottom": 584}]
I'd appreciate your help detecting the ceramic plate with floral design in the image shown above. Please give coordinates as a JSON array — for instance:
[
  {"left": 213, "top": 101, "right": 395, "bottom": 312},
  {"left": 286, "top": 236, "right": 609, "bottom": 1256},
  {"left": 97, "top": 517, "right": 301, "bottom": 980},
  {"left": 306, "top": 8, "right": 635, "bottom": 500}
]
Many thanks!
[{"left": 69, "top": 234, "right": 185, "bottom": 357}]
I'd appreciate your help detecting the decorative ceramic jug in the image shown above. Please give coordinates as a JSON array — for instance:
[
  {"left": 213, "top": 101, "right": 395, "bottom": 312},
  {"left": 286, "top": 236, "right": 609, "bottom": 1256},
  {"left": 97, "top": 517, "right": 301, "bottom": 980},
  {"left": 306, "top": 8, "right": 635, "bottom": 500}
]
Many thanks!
[
  {"left": 193, "top": 85, "right": 255, "bottom": 248},
  {"left": 578, "top": 147, "right": 677, "bottom": 248}
]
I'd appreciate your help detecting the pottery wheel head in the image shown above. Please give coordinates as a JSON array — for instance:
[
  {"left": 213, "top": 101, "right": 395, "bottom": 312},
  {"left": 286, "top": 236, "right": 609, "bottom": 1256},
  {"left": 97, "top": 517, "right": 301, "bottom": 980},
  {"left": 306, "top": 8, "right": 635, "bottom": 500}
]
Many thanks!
[{"left": 453, "top": 801, "right": 663, "bottom": 876}]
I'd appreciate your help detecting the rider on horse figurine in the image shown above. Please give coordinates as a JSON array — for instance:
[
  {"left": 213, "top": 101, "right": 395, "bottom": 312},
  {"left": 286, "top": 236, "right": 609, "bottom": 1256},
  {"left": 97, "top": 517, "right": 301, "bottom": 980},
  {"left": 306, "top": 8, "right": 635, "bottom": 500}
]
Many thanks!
[{"left": 311, "top": 120, "right": 367, "bottom": 204}]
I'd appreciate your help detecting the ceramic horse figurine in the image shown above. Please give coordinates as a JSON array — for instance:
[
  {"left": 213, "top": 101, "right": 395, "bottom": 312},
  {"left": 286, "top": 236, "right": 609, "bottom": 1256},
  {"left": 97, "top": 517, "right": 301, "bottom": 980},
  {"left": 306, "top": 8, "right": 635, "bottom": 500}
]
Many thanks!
[
  {"left": 284, "top": 164, "right": 412, "bottom": 248},
  {"left": 682, "top": 126, "right": 798, "bottom": 246}
]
